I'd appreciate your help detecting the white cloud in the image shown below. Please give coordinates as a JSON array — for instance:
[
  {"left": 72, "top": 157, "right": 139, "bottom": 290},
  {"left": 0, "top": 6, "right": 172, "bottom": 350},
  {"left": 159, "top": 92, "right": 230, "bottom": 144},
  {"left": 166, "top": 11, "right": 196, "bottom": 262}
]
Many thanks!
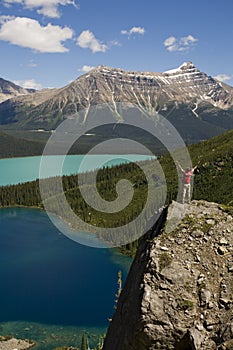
[
  {"left": 164, "top": 36, "right": 176, "bottom": 47},
  {"left": 3, "top": 0, "right": 78, "bottom": 18},
  {"left": 0, "top": 16, "right": 73, "bottom": 52},
  {"left": 164, "top": 35, "right": 198, "bottom": 52},
  {"left": 78, "top": 65, "right": 95, "bottom": 73},
  {"left": 14, "top": 78, "right": 42, "bottom": 90},
  {"left": 77, "top": 30, "right": 108, "bottom": 53},
  {"left": 2, "top": 0, "right": 21, "bottom": 7},
  {"left": 214, "top": 74, "right": 232, "bottom": 82},
  {"left": 109, "top": 39, "right": 121, "bottom": 47},
  {"left": 3, "top": 0, "right": 21, "bottom": 3},
  {"left": 180, "top": 35, "right": 197, "bottom": 46},
  {"left": 121, "top": 26, "right": 145, "bottom": 38}
]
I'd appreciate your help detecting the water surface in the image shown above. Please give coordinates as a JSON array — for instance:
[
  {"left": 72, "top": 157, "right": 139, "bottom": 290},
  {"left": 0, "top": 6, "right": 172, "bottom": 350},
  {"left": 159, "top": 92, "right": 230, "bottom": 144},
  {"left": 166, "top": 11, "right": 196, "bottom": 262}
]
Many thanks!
[
  {"left": 0, "top": 207, "right": 132, "bottom": 348},
  {"left": 0, "top": 154, "right": 152, "bottom": 186}
]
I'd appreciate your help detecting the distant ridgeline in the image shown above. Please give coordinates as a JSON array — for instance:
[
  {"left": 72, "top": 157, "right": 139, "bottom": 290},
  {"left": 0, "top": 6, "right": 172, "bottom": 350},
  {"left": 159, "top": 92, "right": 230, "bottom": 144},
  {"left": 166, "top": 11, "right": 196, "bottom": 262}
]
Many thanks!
[
  {"left": 0, "top": 126, "right": 167, "bottom": 158},
  {"left": 0, "top": 129, "right": 233, "bottom": 255},
  {"left": 0, "top": 131, "right": 45, "bottom": 158}
]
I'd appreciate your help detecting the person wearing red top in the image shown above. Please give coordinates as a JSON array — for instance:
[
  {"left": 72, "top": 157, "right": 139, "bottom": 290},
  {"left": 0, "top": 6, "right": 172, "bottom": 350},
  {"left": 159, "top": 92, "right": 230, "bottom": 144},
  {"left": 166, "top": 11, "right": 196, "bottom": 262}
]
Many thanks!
[{"left": 176, "top": 161, "right": 198, "bottom": 204}]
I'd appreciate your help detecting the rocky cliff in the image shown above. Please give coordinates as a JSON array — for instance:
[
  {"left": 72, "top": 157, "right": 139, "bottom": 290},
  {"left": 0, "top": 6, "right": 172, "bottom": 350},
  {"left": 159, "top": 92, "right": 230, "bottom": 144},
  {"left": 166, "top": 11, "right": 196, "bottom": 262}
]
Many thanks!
[{"left": 103, "top": 200, "right": 233, "bottom": 350}]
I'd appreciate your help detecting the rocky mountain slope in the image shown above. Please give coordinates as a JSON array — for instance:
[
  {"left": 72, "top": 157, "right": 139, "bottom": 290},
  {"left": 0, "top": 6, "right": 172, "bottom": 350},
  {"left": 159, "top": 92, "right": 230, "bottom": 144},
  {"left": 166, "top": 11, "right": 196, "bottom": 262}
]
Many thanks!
[
  {"left": 0, "top": 77, "right": 35, "bottom": 103},
  {"left": 103, "top": 200, "right": 233, "bottom": 350},
  {"left": 0, "top": 62, "right": 233, "bottom": 144}
]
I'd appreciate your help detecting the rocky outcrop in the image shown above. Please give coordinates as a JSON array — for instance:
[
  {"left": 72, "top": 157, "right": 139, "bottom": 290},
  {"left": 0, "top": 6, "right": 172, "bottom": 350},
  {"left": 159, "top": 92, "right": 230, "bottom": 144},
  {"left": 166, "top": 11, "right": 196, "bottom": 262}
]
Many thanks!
[
  {"left": 103, "top": 200, "right": 233, "bottom": 350},
  {"left": 0, "top": 335, "right": 35, "bottom": 350}
]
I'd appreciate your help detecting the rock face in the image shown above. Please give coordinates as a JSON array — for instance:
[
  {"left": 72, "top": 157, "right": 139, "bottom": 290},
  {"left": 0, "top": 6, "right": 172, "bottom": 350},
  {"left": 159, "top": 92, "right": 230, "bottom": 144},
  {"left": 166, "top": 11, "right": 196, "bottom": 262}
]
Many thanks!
[
  {"left": 0, "top": 63, "right": 233, "bottom": 144},
  {"left": 103, "top": 200, "right": 233, "bottom": 350}
]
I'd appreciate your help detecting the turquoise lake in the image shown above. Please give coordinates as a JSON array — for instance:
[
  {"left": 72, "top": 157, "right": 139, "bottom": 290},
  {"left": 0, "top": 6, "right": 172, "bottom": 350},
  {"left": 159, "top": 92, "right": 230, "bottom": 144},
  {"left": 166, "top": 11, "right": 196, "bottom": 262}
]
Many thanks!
[{"left": 0, "top": 154, "right": 152, "bottom": 186}]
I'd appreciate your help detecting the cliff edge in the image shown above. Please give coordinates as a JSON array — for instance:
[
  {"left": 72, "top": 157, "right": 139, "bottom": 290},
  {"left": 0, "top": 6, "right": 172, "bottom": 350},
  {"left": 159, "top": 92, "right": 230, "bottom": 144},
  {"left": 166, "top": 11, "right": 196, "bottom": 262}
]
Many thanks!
[{"left": 103, "top": 200, "right": 233, "bottom": 350}]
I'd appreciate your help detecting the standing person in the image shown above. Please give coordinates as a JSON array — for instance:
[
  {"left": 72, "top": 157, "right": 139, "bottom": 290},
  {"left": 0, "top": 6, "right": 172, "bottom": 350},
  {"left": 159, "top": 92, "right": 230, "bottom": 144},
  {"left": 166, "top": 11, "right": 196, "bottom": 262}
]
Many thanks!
[{"left": 176, "top": 161, "right": 198, "bottom": 204}]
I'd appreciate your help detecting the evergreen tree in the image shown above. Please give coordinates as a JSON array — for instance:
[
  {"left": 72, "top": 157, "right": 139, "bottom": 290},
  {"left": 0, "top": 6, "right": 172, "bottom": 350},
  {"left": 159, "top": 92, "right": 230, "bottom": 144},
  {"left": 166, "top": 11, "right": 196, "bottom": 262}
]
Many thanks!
[
  {"left": 81, "top": 333, "right": 87, "bottom": 350},
  {"left": 114, "top": 270, "right": 122, "bottom": 310},
  {"left": 97, "top": 335, "right": 104, "bottom": 350}
]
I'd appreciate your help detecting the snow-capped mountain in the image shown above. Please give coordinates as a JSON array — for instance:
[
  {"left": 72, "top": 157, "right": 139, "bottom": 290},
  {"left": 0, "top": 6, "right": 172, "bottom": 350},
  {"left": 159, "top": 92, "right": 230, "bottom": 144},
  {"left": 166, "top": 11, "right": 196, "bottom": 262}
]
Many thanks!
[
  {"left": 81, "top": 61, "right": 233, "bottom": 110},
  {"left": 0, "top": 62, "right": 233, "bottom": 143},
  {"left": 163, "top": 62, "right": 233, "bottom": 109}
]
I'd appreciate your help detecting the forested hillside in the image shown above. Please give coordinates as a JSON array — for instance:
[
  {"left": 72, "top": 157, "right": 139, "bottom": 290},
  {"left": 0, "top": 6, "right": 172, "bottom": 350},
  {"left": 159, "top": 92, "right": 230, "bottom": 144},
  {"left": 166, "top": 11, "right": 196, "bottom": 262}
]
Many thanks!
[
  {"left": 0, "top": 129, "right": 233, "bottom": 254},
  {"left": 0, "top": 131, "right": 44, "bottom": 158}
]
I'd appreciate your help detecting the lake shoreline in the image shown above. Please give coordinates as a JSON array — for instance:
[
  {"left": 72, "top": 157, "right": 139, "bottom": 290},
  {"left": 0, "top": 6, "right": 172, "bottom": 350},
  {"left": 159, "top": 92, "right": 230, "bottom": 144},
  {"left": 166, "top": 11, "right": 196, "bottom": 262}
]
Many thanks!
[
  {"left": 0, "top": 335, "right": 35, "bottom": 350},
  {"left": 0, "top": 151, "right": 154, "bottom": 161},
  {"left": 0, "top": 321, "right": 108, "bottom": 350}
]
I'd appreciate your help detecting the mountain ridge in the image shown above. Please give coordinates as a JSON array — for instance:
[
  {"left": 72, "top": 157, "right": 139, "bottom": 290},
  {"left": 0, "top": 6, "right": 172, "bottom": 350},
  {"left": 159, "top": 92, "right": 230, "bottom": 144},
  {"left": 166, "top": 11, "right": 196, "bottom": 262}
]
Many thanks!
[
  {"left": 0, "top": 77, "right": 35, "bottom": 103},
  {"left": 1, "top": 62, "right": 233, "bottom": 144},
  {"left": 74, "top": 61, "right": 233, "bottom": 109}
]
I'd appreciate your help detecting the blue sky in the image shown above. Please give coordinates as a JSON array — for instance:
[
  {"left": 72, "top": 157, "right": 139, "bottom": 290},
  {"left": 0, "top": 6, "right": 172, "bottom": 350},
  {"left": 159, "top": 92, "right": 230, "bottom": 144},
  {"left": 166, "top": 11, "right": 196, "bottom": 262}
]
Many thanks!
[{"left": 0, "top": 0, "right": 232, "bottom": 89}]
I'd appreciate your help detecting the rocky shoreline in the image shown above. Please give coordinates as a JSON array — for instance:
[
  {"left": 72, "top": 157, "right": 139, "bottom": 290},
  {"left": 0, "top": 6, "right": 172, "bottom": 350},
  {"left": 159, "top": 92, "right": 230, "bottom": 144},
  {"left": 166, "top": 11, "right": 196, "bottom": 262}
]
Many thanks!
[{"left": 0, "top": 336, "right": 35, "bottom": 350}]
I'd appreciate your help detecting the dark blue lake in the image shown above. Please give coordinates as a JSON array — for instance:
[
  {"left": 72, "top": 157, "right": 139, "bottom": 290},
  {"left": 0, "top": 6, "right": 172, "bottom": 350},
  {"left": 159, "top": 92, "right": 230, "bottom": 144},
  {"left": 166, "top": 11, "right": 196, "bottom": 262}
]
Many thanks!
[{"left": 0, "top": 207, "right": 132, "bottom": 349}]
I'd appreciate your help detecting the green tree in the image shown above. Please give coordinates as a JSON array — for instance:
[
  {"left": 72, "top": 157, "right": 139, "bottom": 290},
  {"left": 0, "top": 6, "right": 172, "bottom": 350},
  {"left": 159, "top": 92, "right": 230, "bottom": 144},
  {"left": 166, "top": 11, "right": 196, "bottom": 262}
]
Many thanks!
[
  {"left": 97, "top": 335, "right": 104, "bottom": 350},
  {"left": 81, "top": 333, "right": 87, "bottom": 350},
  {"left": 114, "top": 270, "right": 122, "bottom": 309}
]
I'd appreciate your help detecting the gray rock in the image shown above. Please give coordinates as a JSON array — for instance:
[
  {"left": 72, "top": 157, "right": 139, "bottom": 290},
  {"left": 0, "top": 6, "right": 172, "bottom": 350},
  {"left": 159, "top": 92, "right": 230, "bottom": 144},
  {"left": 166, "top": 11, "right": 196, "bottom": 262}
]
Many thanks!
[
  {"left": 199, "top": 289, "right": 211, "bottom": 307},
  {"left": 219, "top": 298, "right": 231, "bottom": 309},
  {"left": 217, "top": 246, "right": 227, "bottom": 255},
  {"left": 220, "top": 238, "right": 229, "bottom": 245},
  {"left": 206, "top": 219, "right": 215, "bottom": 225},
  {"left": 160, "top": 246, "right": 169, "bottom": 251},
  {"left": 103, "top": 201, "right": 233, "bottom": 350},
  {"left": 192, "top": 229, "right": 203, "bottom": 238},
  {"left": 0, "top": 337, "right": 35, "bottom": 350}
]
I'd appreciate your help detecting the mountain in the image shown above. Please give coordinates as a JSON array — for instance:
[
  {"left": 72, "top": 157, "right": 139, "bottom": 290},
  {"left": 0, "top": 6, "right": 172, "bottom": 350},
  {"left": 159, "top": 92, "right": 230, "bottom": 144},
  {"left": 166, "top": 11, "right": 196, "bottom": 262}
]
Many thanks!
[
  {"left": 0, "top": 77, "right": 35, "bottom": 103},
  {"left": 103, "top": 200, "right": 233, "bottom": 350},
  {"left": 1, "top": 62, "right": 233, "bottom": 144}
]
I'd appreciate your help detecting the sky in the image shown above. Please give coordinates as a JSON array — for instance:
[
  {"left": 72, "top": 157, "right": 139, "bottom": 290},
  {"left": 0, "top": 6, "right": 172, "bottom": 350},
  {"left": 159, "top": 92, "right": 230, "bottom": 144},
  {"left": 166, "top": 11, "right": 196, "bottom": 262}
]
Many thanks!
[{"left": 0, "top": 0, "right": 233, "bottom": 89}]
